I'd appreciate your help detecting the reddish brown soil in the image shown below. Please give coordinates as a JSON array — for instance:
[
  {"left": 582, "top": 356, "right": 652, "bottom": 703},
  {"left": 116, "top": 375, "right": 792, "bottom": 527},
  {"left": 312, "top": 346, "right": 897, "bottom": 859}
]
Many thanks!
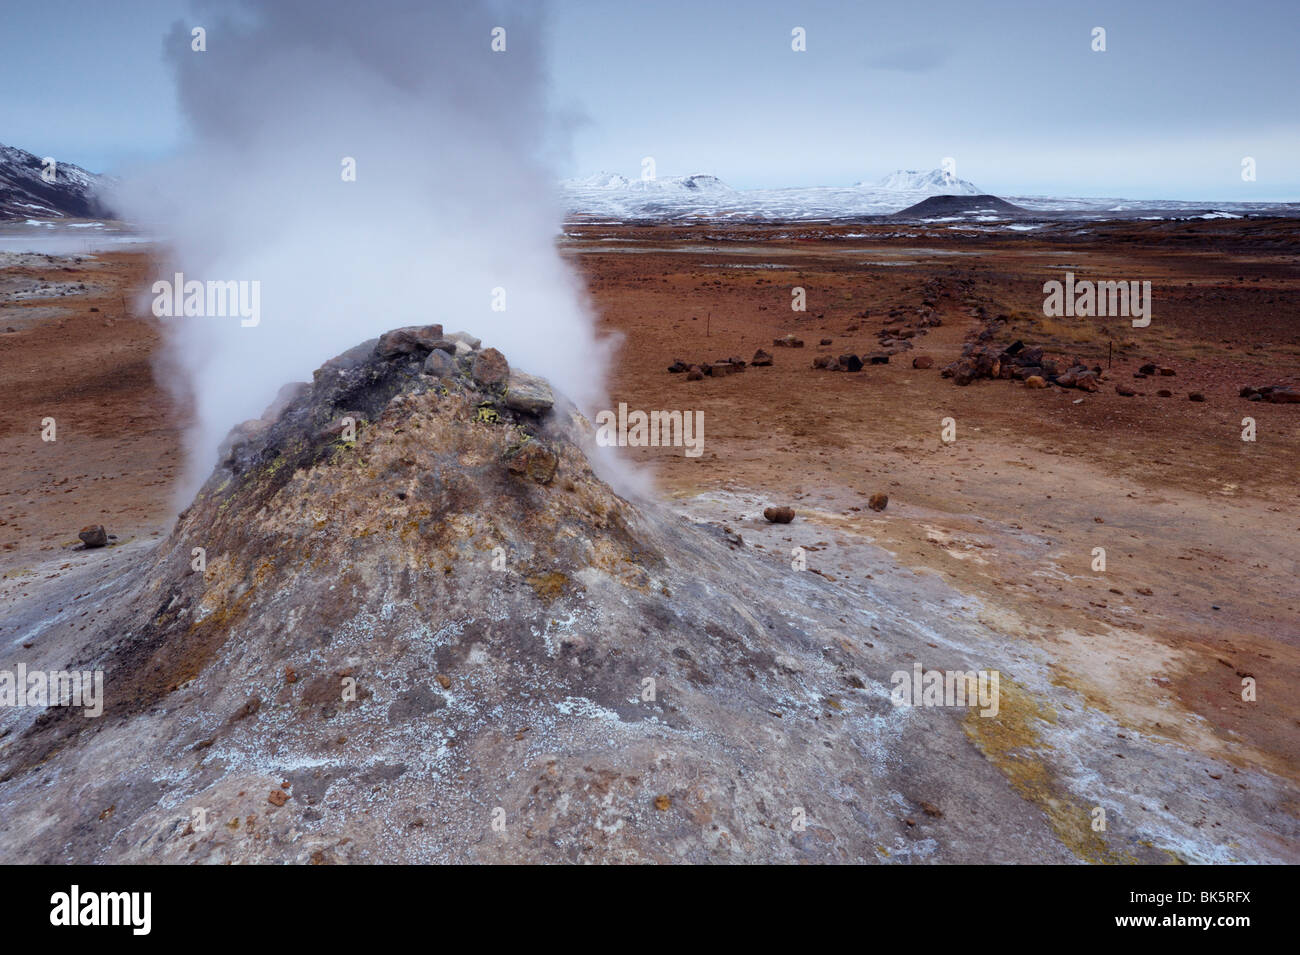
[
  {"left": 569, "top": 220, "right": 1300, "bottom": 784},
  {"left": 0, "top": 251, "right": 185, "bottom": 566}
]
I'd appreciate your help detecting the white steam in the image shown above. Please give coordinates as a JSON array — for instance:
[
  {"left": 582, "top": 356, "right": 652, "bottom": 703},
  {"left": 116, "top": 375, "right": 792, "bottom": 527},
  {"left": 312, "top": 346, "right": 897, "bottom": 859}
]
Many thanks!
[{"left": 116, "top": 0, "right": 614, "bottom": 500}]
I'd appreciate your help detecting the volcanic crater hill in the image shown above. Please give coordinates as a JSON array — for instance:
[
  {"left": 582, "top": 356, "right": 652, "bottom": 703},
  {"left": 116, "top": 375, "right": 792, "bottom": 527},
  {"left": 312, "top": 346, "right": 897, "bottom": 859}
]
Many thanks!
[
  {"left": 892, "top": 194, "right": 1030, "bottom": 219},
  {"left": 1, "top": 327, "right": 1296, "bottom": 863}
]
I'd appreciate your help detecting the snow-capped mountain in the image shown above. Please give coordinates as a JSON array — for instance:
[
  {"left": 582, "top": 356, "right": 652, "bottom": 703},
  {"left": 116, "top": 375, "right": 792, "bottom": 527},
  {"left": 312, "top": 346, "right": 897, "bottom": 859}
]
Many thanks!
[
  {"left": 566, "top": 171, "right": 732, "bottom": 192},
  {"left": 559, "top": 165, "right": 1298, "bottom": 222},
  {"left": 0, "top": 143, "right": 112, "bottom": 220},
  {"left": 867, "top": 168, "right": 982, "bottom": 195},
  {"left": 560, "top": 167, "right": 989, "bottom": 220}
]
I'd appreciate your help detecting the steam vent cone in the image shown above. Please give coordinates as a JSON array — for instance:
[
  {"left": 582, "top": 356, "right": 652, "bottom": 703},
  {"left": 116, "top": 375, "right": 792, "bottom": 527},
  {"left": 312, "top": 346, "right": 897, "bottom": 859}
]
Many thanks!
[{"left": 0, "top": 326, "right": 1145, "bottom": 863}]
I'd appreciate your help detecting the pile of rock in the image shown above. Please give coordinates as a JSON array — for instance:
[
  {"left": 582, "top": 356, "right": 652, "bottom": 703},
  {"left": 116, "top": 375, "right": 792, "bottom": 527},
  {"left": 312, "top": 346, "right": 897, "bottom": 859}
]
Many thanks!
[
  {"left": 670, "top": 349, "right": 775, "bottom": 380},
  {"left": 374, "top": 324, "right": 555, "bottom": 415},
  {"left": 1135, "top": 363, "right": 1176, "bottom": 378},
  {"left": 812, "top": 352, "right": 893, "bottom": 371},
  {"left": 220, "top": 323, "right": 557, "bottom": 470},
  {"left": 1240, "top": 384, "right": 1300, "bottom": 403},
  {"left": 940, "top": 340, "right": 1104, "bottom": 393}
]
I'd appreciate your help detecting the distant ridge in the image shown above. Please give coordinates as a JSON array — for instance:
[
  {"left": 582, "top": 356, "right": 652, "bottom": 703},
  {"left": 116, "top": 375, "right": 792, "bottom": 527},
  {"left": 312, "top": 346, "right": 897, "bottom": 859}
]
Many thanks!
[{"left": 0, "top": 143, "right": 111, "bottom": 220}]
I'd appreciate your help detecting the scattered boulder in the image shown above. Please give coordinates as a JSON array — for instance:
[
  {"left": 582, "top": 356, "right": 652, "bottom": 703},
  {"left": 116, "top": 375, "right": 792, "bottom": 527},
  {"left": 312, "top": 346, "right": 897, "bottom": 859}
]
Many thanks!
[
  {"left": 1025, "top": 376, "right": 1047, "bottom": 389},
  {"left": 868, "top": 493, "right": 888, "bottom": 512},
  {"left": 1157, "top": 389, "right": 1173, "bottom": 398},
  {"left": 1159, "top": 367, "right": 1176, "bottom": 377},
  {"left": 750, "top": 349, "right": 773, "bottom": 366},
  {"left": 763, "top": 506, "right": 795, "bottom": 524},
  {"left": 773, "top": 335, "right": 804, "bottom": 348},
  {"left": 668, "top": 360, "right": 690, "bottom": 374},
  {"left": 78, "top": 524, "right": 108, "bottom": 549},
  {"left": 912, "top": 356, "right": 934, "bottom": 369},
  {"left": 1139, "top": 363, "right": 1158, "bottom": 376},
  {"left": 1115, "top": 384, "right": 1137, "bottom": 397},
  {"left": 1241, "top": 384, "right": 1300, "bottom": 403},
  {"left": 686, "top": 366, "right": 705, "bottom": 381},
  {"left": 819, "top": 338, "right": 833, "bottom": 346},
  {"left": 709, "top": 361, "right": 739, "bottom": 377},
  {"left": 868, "top": 354, "right": 890, "bottom": 365},
  {"left": 1189, "top": 392, "right": 1205, "bottom": 402},
  {"left": 838, "top": 354, "right": 864, "bottom": 372}
]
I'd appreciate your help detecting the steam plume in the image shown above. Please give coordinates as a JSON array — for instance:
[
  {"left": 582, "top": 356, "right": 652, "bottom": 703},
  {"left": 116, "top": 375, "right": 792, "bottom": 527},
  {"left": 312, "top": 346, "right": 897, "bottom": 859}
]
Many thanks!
[{"left": 115, "top": 0, "right": 611, "bottom": 499}]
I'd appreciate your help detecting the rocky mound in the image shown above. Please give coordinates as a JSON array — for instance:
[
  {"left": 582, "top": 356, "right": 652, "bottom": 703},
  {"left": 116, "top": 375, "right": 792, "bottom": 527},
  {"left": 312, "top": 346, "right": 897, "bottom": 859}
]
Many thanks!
[
  {"left": 892, "top": 194, "right": 1028, "bottom": 218},
  {"left": 2, "top": 327, "right": 1291, "bottom": 864}
]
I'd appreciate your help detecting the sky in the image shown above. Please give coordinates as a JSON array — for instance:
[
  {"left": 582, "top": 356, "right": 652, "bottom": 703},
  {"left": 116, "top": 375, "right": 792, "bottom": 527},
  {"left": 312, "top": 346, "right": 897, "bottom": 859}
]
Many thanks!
[{"left": 2, "top": 0, "right": 1297, "bottom": 199}]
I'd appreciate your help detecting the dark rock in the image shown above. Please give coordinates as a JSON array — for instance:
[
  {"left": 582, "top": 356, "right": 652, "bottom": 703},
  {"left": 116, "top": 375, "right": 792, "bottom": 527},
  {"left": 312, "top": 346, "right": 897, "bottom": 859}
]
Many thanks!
[
  {"left": 376, "top": 324, "right": 445, "bottom": 358},
  {"left": 78, "top": 525, "right": 108, "bottom": 548},
  {"left": 686, "top": 366, "right": 704, "bottom": 381},
  {"left": 422, "top": 349, "right": 455, "bottom": 377},
  {"left": 471, "top": 347, "right": 509, "bottom": 387},
  {"left": 773, "top": 335, "right": 804, "bottom": 348},
  {"left": 1189, "top": 392, "right": 1205, "bottom": 402},
  {"left": 868, "top": 493, "right": 888, "bottom": 512},
  {"left": 763, "top": 506, "right": 795, "bottom": 524},
  {"left": 750, "top": 349, "right": 774, "bottom": 366},
  {"left": 838, "top": 354, "right": 864, "bottom": 372},
  {"left": 912, "top": 356, "right": 934, "bottom": 369}
]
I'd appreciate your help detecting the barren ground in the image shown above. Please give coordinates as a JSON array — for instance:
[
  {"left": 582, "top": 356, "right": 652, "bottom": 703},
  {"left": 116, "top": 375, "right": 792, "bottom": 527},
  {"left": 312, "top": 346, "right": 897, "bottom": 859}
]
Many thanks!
[{"left": 1, "top": 220, "right": 1297, "bottom": 854}]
